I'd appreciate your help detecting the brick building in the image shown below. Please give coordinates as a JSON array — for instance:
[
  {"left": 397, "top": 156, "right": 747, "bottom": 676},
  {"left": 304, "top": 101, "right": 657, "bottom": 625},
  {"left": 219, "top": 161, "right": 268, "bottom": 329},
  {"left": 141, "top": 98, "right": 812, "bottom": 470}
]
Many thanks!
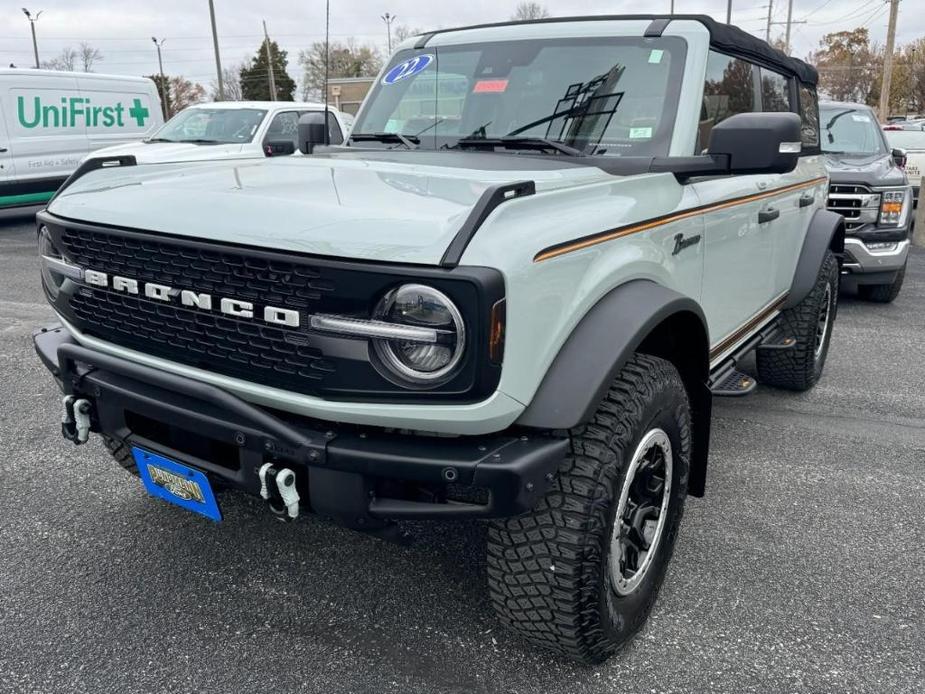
[{"left": 326, "top": 77, "right": 375, "bottom": 116}]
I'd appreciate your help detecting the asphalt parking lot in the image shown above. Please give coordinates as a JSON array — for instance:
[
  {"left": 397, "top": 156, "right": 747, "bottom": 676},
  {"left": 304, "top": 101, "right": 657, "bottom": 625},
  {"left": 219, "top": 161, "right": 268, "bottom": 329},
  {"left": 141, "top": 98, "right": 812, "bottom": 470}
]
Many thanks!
[{"left": 0, "top": 214, "right": 922, "bottom": 694}]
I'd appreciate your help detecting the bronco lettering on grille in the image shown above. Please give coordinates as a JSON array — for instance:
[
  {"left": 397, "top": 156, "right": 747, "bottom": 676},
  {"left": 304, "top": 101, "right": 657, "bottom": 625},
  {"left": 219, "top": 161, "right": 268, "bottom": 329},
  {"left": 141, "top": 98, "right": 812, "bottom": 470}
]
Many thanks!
[{"left": 83, "top": 268, "right": 301, "bottom": 328}]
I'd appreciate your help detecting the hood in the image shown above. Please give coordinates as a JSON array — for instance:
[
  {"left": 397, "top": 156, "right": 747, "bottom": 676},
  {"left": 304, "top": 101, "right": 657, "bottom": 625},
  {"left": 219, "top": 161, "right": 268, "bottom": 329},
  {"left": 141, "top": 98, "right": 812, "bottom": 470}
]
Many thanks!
[
  {"left": 86, "top": 141, "right": 249, "bottom": 164},
  {"left": 49, "top": 153, "right": 610, "bottom": 265},
  {"left": 824, "top": 152, "right": 908, "bottom": 188}
]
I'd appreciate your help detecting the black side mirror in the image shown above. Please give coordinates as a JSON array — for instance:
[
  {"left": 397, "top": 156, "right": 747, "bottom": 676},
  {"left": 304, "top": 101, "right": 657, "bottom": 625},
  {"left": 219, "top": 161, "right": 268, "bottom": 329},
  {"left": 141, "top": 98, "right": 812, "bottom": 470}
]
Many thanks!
[
  {"left": 891, "top": 147, "right": 907, "bottom": 169},
  {"left": 264, "top": 140, "right": 296, "bottom": 157},
  {"left": 298, "top": 112, "right": 327, "bottom": 154},
  {"left": 707, "top": 112, "right": 802, "bottom": 175}
]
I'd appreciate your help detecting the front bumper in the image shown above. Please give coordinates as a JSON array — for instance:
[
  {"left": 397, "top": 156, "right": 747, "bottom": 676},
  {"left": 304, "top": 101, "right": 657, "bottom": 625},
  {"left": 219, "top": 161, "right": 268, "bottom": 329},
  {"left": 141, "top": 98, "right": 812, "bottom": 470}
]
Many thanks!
[
  {"left": 34, "top": 325, "right": 567, "bottom": 523},
  {"left": 841, "top": 238, "right": 910, "bottom": 285}
]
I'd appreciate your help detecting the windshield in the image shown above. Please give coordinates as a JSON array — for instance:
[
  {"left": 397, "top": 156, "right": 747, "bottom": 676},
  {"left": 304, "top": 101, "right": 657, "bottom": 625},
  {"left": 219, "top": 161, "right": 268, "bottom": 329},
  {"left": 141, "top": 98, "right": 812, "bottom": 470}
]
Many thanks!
[
  {"left": 884, "top": 129, "right": 925, "bottom": 151},
  {"left": 819, "top": 106, "right": 887, "bottom": 156},
  {"left": 352, "top": 37, "right": 686, "bottom": 156},
  {"left": 150, "top": 108, "right": 268, "bottom": 144}
]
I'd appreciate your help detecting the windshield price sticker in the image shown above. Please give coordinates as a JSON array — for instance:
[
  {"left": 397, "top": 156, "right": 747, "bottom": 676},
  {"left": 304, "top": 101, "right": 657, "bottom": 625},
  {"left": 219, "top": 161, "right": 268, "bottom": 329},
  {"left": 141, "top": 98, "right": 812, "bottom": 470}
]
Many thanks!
[
  {"left": 382, "top": 55, "right": 434, "bottom": 85},
  {"left": 629, "top": 127, "right": 653, "bottom": 139},
  {"left": 648, "top": 49, "right": 664, "bottom": 64},
  {"left": 473, "top": 79, "right": 509, "bottom": 93}
]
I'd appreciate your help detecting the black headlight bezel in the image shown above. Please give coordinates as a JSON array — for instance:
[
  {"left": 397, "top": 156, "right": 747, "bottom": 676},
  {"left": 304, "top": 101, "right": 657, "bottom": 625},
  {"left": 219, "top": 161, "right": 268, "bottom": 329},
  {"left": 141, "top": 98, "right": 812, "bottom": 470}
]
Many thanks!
[{"left": 38, "top": 211, "right": 505, "bottom": 404}]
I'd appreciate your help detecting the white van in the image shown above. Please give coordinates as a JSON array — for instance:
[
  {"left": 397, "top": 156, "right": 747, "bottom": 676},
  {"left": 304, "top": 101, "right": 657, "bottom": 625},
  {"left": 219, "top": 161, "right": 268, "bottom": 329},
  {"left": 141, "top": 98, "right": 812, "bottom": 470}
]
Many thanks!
[
  {"left": 0, "top": 69, "right": 163, "bottom": 210},
  {"left": 86, "top": 101, "right": 354, "bottom": 164}
]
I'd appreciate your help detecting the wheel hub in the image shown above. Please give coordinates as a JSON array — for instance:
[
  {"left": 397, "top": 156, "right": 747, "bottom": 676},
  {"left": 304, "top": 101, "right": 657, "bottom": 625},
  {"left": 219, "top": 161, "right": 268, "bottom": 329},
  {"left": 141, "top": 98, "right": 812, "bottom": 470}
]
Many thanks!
[
  {"left": 609, "top": 428, "right": 673, "bottom": 596},
  {"left": 814, "top": 282, "right": 833, "bottom": 361}
]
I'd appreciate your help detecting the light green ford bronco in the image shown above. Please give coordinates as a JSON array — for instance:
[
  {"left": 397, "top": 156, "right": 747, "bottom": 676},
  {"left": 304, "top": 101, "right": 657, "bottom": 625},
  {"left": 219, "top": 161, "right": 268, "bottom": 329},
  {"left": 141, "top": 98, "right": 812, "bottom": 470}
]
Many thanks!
[{"left": 34, "top": 15, "right": 843, "bottom": 662}]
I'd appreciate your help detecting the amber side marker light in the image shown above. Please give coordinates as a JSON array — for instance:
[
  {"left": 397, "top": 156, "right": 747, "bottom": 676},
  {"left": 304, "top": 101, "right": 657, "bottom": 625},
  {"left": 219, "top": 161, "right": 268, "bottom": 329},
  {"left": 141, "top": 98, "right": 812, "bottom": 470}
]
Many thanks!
[{"left": 489, "top": 299, "right": 506, "bottom": 364}]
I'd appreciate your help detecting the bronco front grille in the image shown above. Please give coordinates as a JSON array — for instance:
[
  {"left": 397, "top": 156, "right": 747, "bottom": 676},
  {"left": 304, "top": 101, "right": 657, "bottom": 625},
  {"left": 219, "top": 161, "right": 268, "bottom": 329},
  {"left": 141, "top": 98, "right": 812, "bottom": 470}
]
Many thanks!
[
  {"left": 69, "top": 289, "right": 335, "bottom": 393},
  {"left": 60, "top": 229, "right": 336, "bottom": 313},
  {"left": 45, "top": 219, "right": 504, "bottom": 403}
]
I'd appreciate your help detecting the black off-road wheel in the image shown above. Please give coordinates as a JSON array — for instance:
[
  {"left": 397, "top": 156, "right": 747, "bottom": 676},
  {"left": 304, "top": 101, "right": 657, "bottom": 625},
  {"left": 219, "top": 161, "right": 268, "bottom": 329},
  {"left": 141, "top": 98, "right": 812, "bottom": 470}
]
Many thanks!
[
  {"left": 103, "top": 436, "right": 139, "bottom": 476},
  {"left": 858, "top": 261, "right": 906, "bottom": 303},
  {"left": 486, "top": 354, "right": 691, "bottom": 664},
  {"left": 756, "top": 249, "right": 838, "bottom": 391}
]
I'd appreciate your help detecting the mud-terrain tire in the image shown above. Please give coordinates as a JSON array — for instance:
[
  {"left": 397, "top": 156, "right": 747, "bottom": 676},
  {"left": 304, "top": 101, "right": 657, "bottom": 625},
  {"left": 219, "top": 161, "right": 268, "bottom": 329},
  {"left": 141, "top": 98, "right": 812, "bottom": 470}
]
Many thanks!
[
  {"left": 858, "top": 261, "right": 906, "bottom": 303},
  {"left": 486, "top": 354, "right": 691, "bottom": 664},
  {"left": 103, "top": 436, "right": 139, "bottom": 476},
  {"left": 757, "top": 250, "right": 838, "bottom": 391}
]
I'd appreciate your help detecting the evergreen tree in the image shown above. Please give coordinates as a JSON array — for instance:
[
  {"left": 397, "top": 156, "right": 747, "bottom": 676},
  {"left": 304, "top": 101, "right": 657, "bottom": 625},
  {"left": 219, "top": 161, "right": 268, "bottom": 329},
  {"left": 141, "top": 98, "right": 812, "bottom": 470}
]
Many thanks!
[{"left": 240, "top": 39, "right": 296, "bottom": 101}]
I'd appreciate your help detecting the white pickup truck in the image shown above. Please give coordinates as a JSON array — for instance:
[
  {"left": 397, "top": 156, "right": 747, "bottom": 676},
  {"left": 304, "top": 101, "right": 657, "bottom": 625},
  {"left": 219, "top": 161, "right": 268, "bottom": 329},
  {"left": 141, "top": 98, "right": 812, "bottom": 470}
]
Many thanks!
[{"left": 86, "top": 100, "right": 354, "bottom": 164}]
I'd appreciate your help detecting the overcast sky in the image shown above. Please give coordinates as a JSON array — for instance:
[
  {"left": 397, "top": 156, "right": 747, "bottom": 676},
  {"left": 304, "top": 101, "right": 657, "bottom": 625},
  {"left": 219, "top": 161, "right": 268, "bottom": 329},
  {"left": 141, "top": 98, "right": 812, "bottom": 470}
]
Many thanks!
[{"left": 3, "top": 0, "right": 921, "bottom": 90}]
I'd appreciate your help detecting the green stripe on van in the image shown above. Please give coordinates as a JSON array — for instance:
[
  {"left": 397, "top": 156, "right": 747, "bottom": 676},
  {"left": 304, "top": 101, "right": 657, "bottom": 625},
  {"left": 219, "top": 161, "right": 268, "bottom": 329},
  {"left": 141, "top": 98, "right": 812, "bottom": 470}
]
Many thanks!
[{"left": 0, "top": 191, "right": 54, "bottom": 208}]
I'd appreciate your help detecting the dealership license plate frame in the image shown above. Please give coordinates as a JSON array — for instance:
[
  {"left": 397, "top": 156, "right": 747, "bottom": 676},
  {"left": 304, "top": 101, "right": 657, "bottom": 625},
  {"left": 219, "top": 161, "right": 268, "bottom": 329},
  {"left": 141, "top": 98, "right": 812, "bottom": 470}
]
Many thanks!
[{"left": 134, "top": 447, "right": 222, "bottom": 521}]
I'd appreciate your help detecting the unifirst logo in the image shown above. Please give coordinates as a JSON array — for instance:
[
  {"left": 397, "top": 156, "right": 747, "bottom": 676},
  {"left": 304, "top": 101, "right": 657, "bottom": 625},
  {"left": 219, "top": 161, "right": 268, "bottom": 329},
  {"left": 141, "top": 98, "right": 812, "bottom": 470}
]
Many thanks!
[{"left": 17, "top": 96, "right": 150, "bottom": 129}]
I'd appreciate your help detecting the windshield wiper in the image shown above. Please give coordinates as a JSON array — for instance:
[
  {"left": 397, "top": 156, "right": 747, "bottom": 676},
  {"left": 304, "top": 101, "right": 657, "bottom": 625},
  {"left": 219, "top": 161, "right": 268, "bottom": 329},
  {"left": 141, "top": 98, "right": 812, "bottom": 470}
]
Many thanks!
[
  {"left": 178, "top": 138, "right": 223, "bottom": 145},
  {"left": 348, "top": 132, "right": 419, "bottom": 149},
  {"left": 450, "top": 136, "right": 584, "bottom": 156},
  {"left": 144, "top": 137, "right": 175, "bottom": 143}
]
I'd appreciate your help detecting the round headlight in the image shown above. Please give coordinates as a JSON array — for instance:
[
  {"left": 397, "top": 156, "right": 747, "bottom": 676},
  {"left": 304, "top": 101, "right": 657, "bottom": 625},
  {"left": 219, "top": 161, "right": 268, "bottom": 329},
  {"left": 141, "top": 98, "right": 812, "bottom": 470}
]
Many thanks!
[
  {"left": 38, "top": 226, "right": 63, "bottom": 301},
  {"left": 372, "top": 284, "right": 466, "bottom": 385}
]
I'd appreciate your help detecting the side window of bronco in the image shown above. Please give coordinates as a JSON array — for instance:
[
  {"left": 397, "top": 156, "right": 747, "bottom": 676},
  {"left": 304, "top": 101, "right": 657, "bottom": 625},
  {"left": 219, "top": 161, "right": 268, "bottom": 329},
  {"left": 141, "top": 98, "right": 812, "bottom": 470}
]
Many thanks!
[
  {"left": 699, "top": 51, "right": 758, "bottom": 151},
  {"left": 759, "top": 68, "right": 791, "bottom": 112},
  {"left": 798, "top": 83, "right": 820, "bottom": 149}
]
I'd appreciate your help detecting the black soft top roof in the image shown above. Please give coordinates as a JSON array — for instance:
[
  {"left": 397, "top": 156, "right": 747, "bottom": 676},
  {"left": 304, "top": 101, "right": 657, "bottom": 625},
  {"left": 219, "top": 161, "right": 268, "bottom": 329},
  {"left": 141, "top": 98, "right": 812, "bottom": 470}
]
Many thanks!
[
  {"left": 686, "top": 15, "right": 818, "bottom": 85},
  {"left": 416, "top": 14, "right": 818, "bottom": 86}
]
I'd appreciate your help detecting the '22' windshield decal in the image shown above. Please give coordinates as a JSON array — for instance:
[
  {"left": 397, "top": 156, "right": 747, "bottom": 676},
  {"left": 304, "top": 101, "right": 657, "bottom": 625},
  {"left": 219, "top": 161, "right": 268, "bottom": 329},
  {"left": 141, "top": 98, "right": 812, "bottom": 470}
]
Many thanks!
[{"left": 382, "top": 55, "right": 434, "bottom": 85}]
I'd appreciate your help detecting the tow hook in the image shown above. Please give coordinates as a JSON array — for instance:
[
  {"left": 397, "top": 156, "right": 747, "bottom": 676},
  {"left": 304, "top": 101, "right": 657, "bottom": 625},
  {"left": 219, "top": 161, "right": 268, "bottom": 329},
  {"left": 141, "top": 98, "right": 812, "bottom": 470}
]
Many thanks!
[
  {"left": 258, "top": 463, "right": 300, "bottom": 520},
  {"left": 61, "top": 395, "right": 92, "bottom": 445}
]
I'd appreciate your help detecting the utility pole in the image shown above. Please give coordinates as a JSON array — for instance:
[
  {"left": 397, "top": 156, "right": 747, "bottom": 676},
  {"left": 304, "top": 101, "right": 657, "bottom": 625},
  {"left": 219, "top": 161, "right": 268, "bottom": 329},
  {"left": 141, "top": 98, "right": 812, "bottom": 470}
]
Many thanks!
[
  {"left": 784, "top": 0, "right": 794, "bottom": 53},
  {"left": 879, "top": 0, "right": 901, "bottom": 122},
  {"left": 263, "top": 20, "right": 277, "bottom": 101},
  {"left": 208, "top": 0, "right": 225, "bottom": 101},
  {"left": 152, "top": 37, "right": 168, "bottom": 118},
  {"left": 769, "top": 15, "right": 805, "bottom": 53},
  {"left": 324, "top": 0, "right": 330, "bottom": 144},
  {"left": 381, "top": 12, "right": 396, "bottom": 54},
  {"left": 22, "top": 8, "right": 42, "bottom": 68},
  {"left": 727, "top": 0, "right": 732, "bottom": 24},
  {"left": 765, "top": 0, "right": 774, "bottom": 42}
]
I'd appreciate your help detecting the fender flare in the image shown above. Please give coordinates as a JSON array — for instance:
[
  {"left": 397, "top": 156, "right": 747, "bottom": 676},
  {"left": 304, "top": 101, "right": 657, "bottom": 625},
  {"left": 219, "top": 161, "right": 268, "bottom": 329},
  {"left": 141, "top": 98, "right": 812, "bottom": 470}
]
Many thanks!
[
  {"left": 785, "top": 208, "right": 845, "bottom": 309},
  {"left": 517, "top": 279, "right": 708, "bottom": 430}
]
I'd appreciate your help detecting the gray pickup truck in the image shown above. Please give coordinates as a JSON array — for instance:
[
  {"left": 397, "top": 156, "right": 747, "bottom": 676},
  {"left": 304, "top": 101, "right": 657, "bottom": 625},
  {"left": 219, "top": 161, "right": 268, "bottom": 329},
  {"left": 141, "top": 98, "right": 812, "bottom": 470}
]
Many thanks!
[{"left": 821, "top": 101, "right": 912, "bottom": 302}]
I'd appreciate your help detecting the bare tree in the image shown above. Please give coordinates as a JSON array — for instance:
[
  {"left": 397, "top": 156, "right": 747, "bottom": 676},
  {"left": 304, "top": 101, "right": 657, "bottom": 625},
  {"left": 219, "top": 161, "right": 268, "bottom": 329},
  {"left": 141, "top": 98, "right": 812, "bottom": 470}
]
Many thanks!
[
  {"left": 169, "top": 76, "right": 207, "bottom": 112},
  {"left": 394, "top": 25, "right": 425, "bottom": 44},
  {"left": 210, "top": 63, "right": 244, "bottom": 101},
  {"left": 78, "top": 42, "right": 103, "bottom": 72},
  {"left": 298, "top": 40, "right": 382, "bottom": 101},
  {"left": 42, "top": 44, "right": 103, "bottom": 72},
  {"left": 42, "top": 47, "right": 77, "bottom": 71},
  {"left": 511, "top": 2, "right": 549, "bottom": 20}
]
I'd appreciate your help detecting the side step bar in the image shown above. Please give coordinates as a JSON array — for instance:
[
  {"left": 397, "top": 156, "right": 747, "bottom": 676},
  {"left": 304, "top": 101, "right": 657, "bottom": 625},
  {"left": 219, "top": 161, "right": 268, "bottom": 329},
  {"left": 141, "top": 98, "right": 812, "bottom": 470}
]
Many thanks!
[{"left": 709, "top": 322, "right": 796, "bottom": 397}]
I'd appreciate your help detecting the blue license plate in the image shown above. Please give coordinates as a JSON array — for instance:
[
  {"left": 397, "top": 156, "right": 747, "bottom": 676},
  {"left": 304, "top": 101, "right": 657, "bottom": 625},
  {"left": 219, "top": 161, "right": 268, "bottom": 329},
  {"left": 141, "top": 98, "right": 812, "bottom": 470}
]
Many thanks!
[{"left": 134, "top": 447, "right": 222, "bottom": 522}]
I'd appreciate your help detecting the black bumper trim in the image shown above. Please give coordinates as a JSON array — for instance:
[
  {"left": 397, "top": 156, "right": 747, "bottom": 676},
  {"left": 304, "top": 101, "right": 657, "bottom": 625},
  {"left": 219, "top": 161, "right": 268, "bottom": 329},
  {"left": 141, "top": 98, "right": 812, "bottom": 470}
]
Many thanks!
[{"left": 33, "top": 325, "right": 567, "bottom": 520}]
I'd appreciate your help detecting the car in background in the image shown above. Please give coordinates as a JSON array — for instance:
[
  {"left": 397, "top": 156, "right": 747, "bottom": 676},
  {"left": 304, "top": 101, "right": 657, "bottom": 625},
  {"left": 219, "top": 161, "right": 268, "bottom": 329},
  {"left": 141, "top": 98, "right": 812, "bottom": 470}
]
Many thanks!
[
  {"left": 884, "top": 121, "right": 925, "bottom": 131},
  {"left": 821, "top": 100, "right": 912, "bottom": 302},
  {"left": 84, "top": 101, "right": 354, "bottom": 164},
  {"left": 0, "top": 69, "right": 163, "bottom": 212},
  {"left": 884, "top": 127, "right": 925, "bottom": 207}
]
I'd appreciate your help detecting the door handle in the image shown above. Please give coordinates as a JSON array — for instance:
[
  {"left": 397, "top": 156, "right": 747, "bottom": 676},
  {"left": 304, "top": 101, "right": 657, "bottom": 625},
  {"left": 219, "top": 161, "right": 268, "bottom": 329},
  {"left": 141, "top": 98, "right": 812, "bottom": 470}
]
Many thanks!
[
  {"left": 758, "top": 207, "right": 780, "bottom": 224},
  {"left": 0, "top": 147, "right": 7, "bottom": 153},
  {"left": 798, "top": 193, "right": 815, "bottom": 208}
]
